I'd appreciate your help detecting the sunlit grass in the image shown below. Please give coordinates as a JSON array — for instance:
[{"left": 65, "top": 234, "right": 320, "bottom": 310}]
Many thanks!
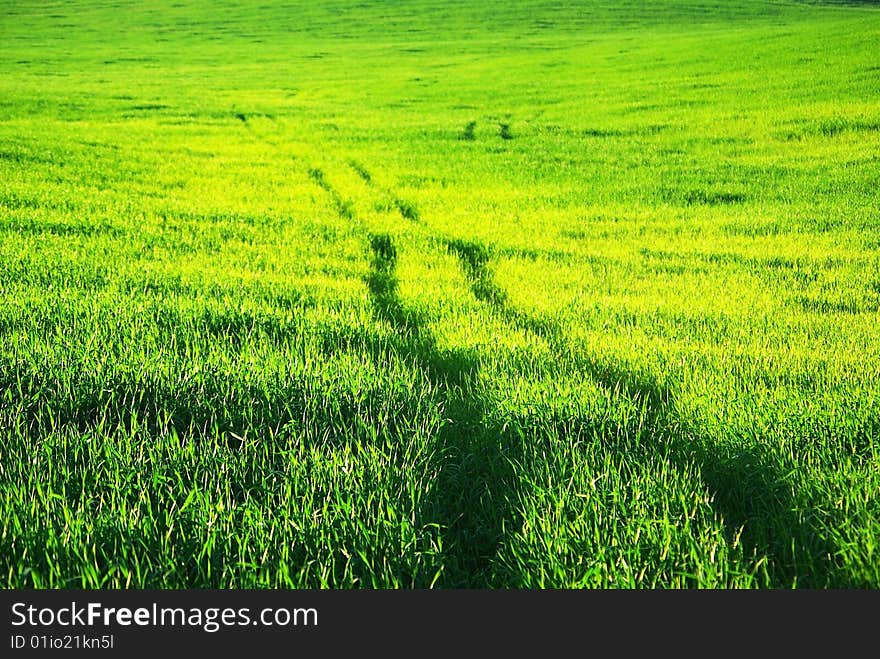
[{"left": 1, "top": 0, "right": 878, "bottom": 588}]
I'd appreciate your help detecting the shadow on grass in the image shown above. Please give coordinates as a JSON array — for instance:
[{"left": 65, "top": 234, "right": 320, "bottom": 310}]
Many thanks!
[
  {"left": 445, "top": 237, "right": 842, "bottom": 587},
  {"left": 366, "top": 233, "right": 524, "bottom": 586}
]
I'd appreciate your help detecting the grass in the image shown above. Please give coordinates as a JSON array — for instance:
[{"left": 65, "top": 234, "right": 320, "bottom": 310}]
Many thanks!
[{"left": 0, "top": 0, "right": 879, "bottom": 588}]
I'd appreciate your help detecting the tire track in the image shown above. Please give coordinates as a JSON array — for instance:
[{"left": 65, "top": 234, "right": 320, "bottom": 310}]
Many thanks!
[
  {"left": 346, "top": 161, "right": 421, "bottom": 224},
  {"left": 304, "top": 159, "right": 527, "bottom": 584},
  {"left": 365, "top": 232, "right": 524, "bottom": 586},
  {"left": 446, "top": 237, "right": 841, "bottom": 587},
  {"left": 220, "top": 124, "right": 844, "bottom": 584},
  {"left": 233, "top": 111, "right": 283, "bottom": 148},
  {"left": 308, "top": 167, "right": 355, "bottom": 221}
]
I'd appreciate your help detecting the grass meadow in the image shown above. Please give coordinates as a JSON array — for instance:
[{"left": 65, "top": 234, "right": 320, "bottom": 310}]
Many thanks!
[{"left": 1, "top": 0, "right": 879, "bottom": 588}]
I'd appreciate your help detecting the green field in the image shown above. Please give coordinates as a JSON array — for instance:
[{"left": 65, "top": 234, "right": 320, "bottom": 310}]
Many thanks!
[{"left": 1, "top": 0, "right": 879, "bottom": 588}]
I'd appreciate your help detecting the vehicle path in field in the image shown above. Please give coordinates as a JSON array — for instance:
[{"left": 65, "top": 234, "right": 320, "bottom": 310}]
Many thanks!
[
  {"left": 247, "top": 118, "right": 841, "bottom": 586},
  {"left": 444, "top": 236, "right": 841, "bottom": 587},
  {"left": 295, "top": 156, "right": 525, "bottom": 584},
  {"left": 365, "top": 232, "right": 524, "bottom": 585}
]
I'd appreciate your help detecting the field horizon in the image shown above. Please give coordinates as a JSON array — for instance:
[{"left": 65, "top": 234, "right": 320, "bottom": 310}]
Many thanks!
[{"left": 1, "top": 0, "right": 878, "bottom": 588}]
